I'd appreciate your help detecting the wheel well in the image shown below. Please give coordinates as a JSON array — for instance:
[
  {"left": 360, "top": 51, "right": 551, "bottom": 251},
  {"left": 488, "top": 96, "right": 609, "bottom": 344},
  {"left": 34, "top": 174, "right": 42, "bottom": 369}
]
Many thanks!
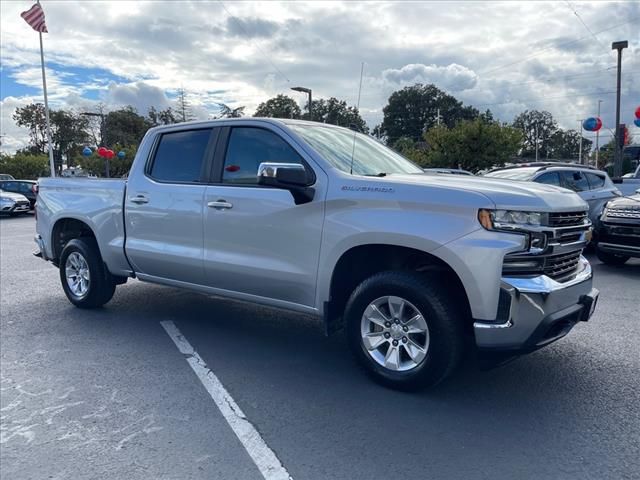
[
  {"left": 325, "top": 244, "right": 472, "bottom": 335},
  {"left": 51, "top": 218, "right": 97, "bottom": 263}
]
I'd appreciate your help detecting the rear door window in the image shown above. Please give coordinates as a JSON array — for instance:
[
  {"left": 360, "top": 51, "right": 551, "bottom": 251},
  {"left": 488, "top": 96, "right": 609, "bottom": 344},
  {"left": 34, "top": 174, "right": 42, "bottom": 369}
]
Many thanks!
[
  {"left": 149, "top": 129, "right": 213, "bottom": 183},
  {"left": 585, "top": 172, "right": 605, "bottom": 190},
  {"left": 559, "top": 170, "right": 589, "bottom": 192},
  {"left": 535, "top": 172, "right": 561, "bottom": 186}
]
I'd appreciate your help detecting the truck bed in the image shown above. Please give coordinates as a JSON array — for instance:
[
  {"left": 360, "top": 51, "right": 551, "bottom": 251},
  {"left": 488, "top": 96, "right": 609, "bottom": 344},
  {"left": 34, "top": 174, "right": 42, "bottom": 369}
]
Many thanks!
[{"left": 36, "top": 177, "right": 132, "bottom": 276}]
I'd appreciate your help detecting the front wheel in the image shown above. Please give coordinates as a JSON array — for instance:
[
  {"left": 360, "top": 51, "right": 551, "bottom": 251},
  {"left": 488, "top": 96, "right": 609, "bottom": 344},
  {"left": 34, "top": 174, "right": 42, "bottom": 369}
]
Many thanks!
[
  {"left": 596, "top": 248, "right": 629, "bottom": 265},
  {"left": 345, "top": 271, "right": 465, "bottom": 390},
  {"left": 59, "top": 238, "right": 116, "bottom": 308}
]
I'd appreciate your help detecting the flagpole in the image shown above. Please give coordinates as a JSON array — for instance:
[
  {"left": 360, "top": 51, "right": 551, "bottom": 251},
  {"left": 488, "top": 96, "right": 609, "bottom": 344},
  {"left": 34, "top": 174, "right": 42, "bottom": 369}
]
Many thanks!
[{"left": 37, "top": 3, "right": 55, "bottom": 177}]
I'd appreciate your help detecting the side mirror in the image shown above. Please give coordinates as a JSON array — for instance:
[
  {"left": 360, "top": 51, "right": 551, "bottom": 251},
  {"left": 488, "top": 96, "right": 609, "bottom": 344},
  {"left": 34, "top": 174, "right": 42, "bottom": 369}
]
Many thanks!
[
  {"left": 612, "top": 177, "right": 623, "bottom": 184},
  {"left": 257, "top": 162, "right": 315, "bottom": 204}
]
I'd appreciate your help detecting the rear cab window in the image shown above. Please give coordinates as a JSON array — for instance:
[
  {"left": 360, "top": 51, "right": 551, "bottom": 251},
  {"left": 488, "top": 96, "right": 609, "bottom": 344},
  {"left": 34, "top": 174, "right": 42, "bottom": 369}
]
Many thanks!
[{"left": 148, "top": 129, "right": 213, "bottom": 183}]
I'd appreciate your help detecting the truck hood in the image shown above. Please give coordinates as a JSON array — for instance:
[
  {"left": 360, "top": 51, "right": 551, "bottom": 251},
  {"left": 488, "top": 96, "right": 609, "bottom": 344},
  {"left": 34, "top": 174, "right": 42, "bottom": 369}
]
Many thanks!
[{"left": 383, "top": 174, "right": 588, "bottom": 212}]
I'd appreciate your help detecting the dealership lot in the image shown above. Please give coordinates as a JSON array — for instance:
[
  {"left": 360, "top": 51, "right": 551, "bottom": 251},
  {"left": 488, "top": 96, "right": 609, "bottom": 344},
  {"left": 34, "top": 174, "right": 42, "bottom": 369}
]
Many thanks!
[{"left": 1, "top": 214, "right": 639, "bottom": 480}]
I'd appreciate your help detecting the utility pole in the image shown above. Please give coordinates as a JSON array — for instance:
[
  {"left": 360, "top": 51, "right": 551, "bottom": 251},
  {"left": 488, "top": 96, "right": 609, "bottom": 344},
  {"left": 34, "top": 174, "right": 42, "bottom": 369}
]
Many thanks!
[
  {"left": 535, "top": 122, "right": 539, "bottom": 161},
  {"left": 612, "top": 40, "right": 628, "bottom": 177},
  {"left": 595, "top": 99, "right": 602, "bottom": 168},
  {"left": 578, "top": 120, "right": 583, "bottom": 164},
  {"left": 436, "top": 108, "right": 441, "bottom": 126}
]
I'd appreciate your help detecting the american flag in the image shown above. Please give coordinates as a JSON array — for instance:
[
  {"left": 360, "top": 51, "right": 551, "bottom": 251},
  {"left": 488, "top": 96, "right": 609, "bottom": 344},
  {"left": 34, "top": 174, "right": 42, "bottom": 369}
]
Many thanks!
[{"left": 21, "top": 3, "right": 48, "bottom": 33}]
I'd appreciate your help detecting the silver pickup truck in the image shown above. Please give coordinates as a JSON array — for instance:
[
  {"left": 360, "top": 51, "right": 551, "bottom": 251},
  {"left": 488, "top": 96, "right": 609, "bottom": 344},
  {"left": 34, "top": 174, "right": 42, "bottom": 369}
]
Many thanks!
[{"left": 35, "top": 119, "right": 599, "bottom": 389}]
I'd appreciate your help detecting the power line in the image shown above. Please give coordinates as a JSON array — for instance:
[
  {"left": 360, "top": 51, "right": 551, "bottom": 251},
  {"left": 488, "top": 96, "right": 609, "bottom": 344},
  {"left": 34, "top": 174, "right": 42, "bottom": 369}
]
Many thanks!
[
  {"left": 479, "top": 17, "right": 638, "bottom": 76},
  {"left": 564, "top": 1, "right": 607, "bottom": 50},
  {"left": 216, "top": 0, "right": 290, "bottom": 84},
  {"left": 474, "top": 90, "right": 616, "bottom": 107}
]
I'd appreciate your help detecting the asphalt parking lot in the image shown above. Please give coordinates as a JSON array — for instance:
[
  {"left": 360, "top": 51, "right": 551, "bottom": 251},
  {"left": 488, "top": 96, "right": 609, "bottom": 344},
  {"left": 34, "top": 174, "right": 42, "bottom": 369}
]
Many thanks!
[{"left": 1, "top": 214, "right": 639, "bottom": 480}]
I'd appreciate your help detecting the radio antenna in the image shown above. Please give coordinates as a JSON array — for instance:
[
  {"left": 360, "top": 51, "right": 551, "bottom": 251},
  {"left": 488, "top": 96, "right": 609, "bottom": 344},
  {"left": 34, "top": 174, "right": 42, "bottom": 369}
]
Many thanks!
[{"left": 349, "top": 61, "right": 365, "bottom": 175}]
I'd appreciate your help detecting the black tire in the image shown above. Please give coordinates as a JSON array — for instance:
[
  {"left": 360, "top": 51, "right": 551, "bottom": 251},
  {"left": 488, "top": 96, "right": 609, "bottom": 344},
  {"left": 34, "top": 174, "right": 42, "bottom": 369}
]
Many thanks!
[
  {"left": 59, "top": 238, "right": 116, "bottom": 308},
  {"left": 596, "top": 248, "right": 629, "bottom": 265},
  {"left": 345, "top": 271, "right": 465, "bottom": 391}
]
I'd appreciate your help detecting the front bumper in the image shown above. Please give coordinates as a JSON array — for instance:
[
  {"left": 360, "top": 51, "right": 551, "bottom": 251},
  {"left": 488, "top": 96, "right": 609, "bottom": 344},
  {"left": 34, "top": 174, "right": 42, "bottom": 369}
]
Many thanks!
[
  {"left": 1, "top": 201, "right": 30, "bottom": 213},
  {"left": 474, "top": 256, "right": 598, "bottom": 352},
  {"left": 597, "top": 220, "right": 640, "bottom": 258}
]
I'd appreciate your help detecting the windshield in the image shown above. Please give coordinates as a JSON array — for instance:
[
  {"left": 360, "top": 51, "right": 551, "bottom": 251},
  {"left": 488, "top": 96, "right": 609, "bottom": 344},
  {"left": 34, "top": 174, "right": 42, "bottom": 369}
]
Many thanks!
[
  {"left": 289, "top": 124, "right": 423, "bottom": 176},
  {"left": 484, "top": 167, "right": 539, "bottom": 181}
]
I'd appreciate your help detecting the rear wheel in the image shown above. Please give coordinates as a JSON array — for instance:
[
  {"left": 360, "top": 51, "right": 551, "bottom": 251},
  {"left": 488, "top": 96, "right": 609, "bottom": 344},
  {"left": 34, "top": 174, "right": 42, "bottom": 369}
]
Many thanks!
[
  {"left": 59, "top": 238, "right": 116, "bottom": 308},
  {"left": 596, "top": 248, "right": 629, "bottom": 265},
  {"left": 345, "top": 271, "right": 465, "bottom": 390}
]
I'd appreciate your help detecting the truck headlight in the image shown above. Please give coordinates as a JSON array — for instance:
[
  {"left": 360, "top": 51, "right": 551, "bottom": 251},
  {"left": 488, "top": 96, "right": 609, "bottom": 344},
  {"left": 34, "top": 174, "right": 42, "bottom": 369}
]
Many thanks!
[{"left": 478, "top": 209, "right": 545, "bottom": 230}]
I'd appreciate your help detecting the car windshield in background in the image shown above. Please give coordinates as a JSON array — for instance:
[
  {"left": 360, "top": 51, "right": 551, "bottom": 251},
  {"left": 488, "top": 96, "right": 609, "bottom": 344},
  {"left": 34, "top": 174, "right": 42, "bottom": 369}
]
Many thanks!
[
  {"left": 289, "top": 125, "right": 423, "bottom": 176},
  {"left": 484, "top": 167, "right": 540, "bottom": 180}
]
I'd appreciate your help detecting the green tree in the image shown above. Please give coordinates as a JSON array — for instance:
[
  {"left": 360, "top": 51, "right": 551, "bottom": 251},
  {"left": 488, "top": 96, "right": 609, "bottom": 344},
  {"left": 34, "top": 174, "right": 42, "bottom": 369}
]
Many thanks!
[
  {"left": 254, "top": 95, "right": 301, "bottom": 119},
  {"left": 103, "top": 107, "right": 151, "bottom": 147},
  {"left": 12, "top": 103, "right": 47, "bottom": 154},
  {"left": 0, "top": 153, "right": 50, "bottom": 179},
  {"left": 512, "top": 110, "right": 558, "bottom": 158},
  {"left": 310, "top": 97, "right": 368, "bottom": 133},
  {"left": 148, "top": 106, "right": 179, "bottom": 126},
  {"left": 76, "top": 143, "right": 137, "bottom": 178},
  {"left": 548, "top": 129, "right": 593, "bottom": 160},
  {"left": 217, "top": 103, "right": 245, "bottom": 118},
  {"left": 380, "top": 84, "right": 478, "bottom": 145},
  {"left": 50, "top": 110, "right": 90, "bottom": 168},
  {"left": 424, "top": 118, "right": 522, "bottom": 172}
]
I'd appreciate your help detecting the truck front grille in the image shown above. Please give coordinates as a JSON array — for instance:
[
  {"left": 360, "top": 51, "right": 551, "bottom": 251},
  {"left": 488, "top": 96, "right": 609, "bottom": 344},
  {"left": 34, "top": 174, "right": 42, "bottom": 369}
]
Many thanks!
[
  {"left": 605, "top": 208, "right": 640, "bottom": 219},
  {"left": 548, "top": 211, "right": 588, "bottom": 227},
  {"left": 543, "top": 250, "right": 582, "bottom": 282},
  {"left": 503, "top": 249, "right": 582, "bottom": 283}
]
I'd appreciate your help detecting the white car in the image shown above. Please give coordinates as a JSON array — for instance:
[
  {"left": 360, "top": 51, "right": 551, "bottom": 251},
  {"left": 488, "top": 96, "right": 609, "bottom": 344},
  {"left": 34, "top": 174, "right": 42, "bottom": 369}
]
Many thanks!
[{"left": 0, "top": 189, "right": 31, "bottom": 215}]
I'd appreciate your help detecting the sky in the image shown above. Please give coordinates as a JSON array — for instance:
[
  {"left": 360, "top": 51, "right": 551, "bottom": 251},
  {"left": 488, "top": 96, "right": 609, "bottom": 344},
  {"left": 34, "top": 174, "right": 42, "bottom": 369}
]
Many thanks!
[{"left": 1, "top": 0, "right": 639, "bottom": 153}]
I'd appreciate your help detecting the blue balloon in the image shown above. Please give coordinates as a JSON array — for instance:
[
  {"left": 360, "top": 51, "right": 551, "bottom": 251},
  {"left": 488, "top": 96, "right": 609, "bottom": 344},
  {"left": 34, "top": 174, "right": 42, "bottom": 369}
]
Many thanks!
[
  {"left": 582, "top": 117, "right": 597, "bottom": 131},
  {"left": 82, "top": 146, "right": 92, "bottom": 156},
  {"left": 634, "top": 118, "right": 640, "bottom": 128},
  {"left": 117, "top": 151, "right": 126, "bottom": 159}
]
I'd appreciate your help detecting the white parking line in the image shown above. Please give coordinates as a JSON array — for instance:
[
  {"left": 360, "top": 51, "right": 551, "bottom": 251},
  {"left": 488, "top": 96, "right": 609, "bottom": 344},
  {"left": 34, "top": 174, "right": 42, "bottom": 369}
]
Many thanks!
[{"left": 160, "top": 320, "right": 292, "bottom": 480}]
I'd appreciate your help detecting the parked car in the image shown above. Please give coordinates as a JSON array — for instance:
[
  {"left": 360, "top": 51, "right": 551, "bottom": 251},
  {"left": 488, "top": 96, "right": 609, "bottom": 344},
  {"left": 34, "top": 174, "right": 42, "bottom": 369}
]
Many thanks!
[
  {"left": 35, "top": 119, "right": 598, "bottom": 390},
  {"left": 612, "top": 164, "right": 640, "bottom": 196},
  {"left": 484, "top": 163, "right": 620, "bottom": 229},
  {"left": 0, "top": 179, "right": 38, "bottom": 209},
  {"left": 0, "top": 174, "right": 15, "bottom": 181},
  {"left": 0, "top": 189, "right": 31, "bottom": 215},
  {"left": 595, "top": 188, "right": 640, "bottom": 265},
  {"left": 423, "top": 168, "right": 473, "bottom": 176}
]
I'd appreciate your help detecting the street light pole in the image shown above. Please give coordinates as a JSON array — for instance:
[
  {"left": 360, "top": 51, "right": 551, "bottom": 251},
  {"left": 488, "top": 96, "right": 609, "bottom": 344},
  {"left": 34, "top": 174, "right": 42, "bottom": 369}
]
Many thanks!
[
  {"left": 291, "top": 86, "right": 312, "bottom": 121},
  {"left": 612, "top": 40, "right": 628, "bottom": 177}
]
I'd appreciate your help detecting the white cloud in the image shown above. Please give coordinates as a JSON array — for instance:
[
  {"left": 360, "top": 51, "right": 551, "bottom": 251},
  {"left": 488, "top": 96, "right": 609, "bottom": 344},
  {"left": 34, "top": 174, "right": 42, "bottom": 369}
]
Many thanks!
[
  {"left": 1, "top": 0, "right": 639, "bottom": 151},
  {"left": 381, "top": 64, "right": 478, "bottom": 92}
]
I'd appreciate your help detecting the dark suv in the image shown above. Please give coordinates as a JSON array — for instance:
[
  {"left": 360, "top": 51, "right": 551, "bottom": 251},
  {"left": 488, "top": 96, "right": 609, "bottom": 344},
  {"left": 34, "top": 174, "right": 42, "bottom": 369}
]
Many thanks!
[
  {"left": 596, "top": 189, "right": 640, "bottom": 265},
  {"left": 0, "top": 180, "right": 37, "bottom": 209}
]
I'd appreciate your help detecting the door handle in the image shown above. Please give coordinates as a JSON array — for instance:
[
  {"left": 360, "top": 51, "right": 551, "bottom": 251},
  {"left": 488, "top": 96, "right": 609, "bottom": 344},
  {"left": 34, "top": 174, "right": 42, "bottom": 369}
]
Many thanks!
[
  {"left": 208, "top": 200, "right": 233, "bottom": 210},
  {"left": 130, "top": 195, "right": 149, "bottom": 204}
]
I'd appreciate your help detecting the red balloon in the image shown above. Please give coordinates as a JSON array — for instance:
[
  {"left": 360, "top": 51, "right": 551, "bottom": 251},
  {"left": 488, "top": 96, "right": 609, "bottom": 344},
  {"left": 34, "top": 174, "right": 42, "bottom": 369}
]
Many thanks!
[
  {"left": 635, "top": 106, "right": 640, "bottom": 119},
  {"left": 595, "top": 117, "right": 602, "bottom": 131},
  {"left": 97, "top": 147, "right": 107, "bottom": 157},
  {"left": 107, "top": 150, "right": 115, "bottom": 159}
]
